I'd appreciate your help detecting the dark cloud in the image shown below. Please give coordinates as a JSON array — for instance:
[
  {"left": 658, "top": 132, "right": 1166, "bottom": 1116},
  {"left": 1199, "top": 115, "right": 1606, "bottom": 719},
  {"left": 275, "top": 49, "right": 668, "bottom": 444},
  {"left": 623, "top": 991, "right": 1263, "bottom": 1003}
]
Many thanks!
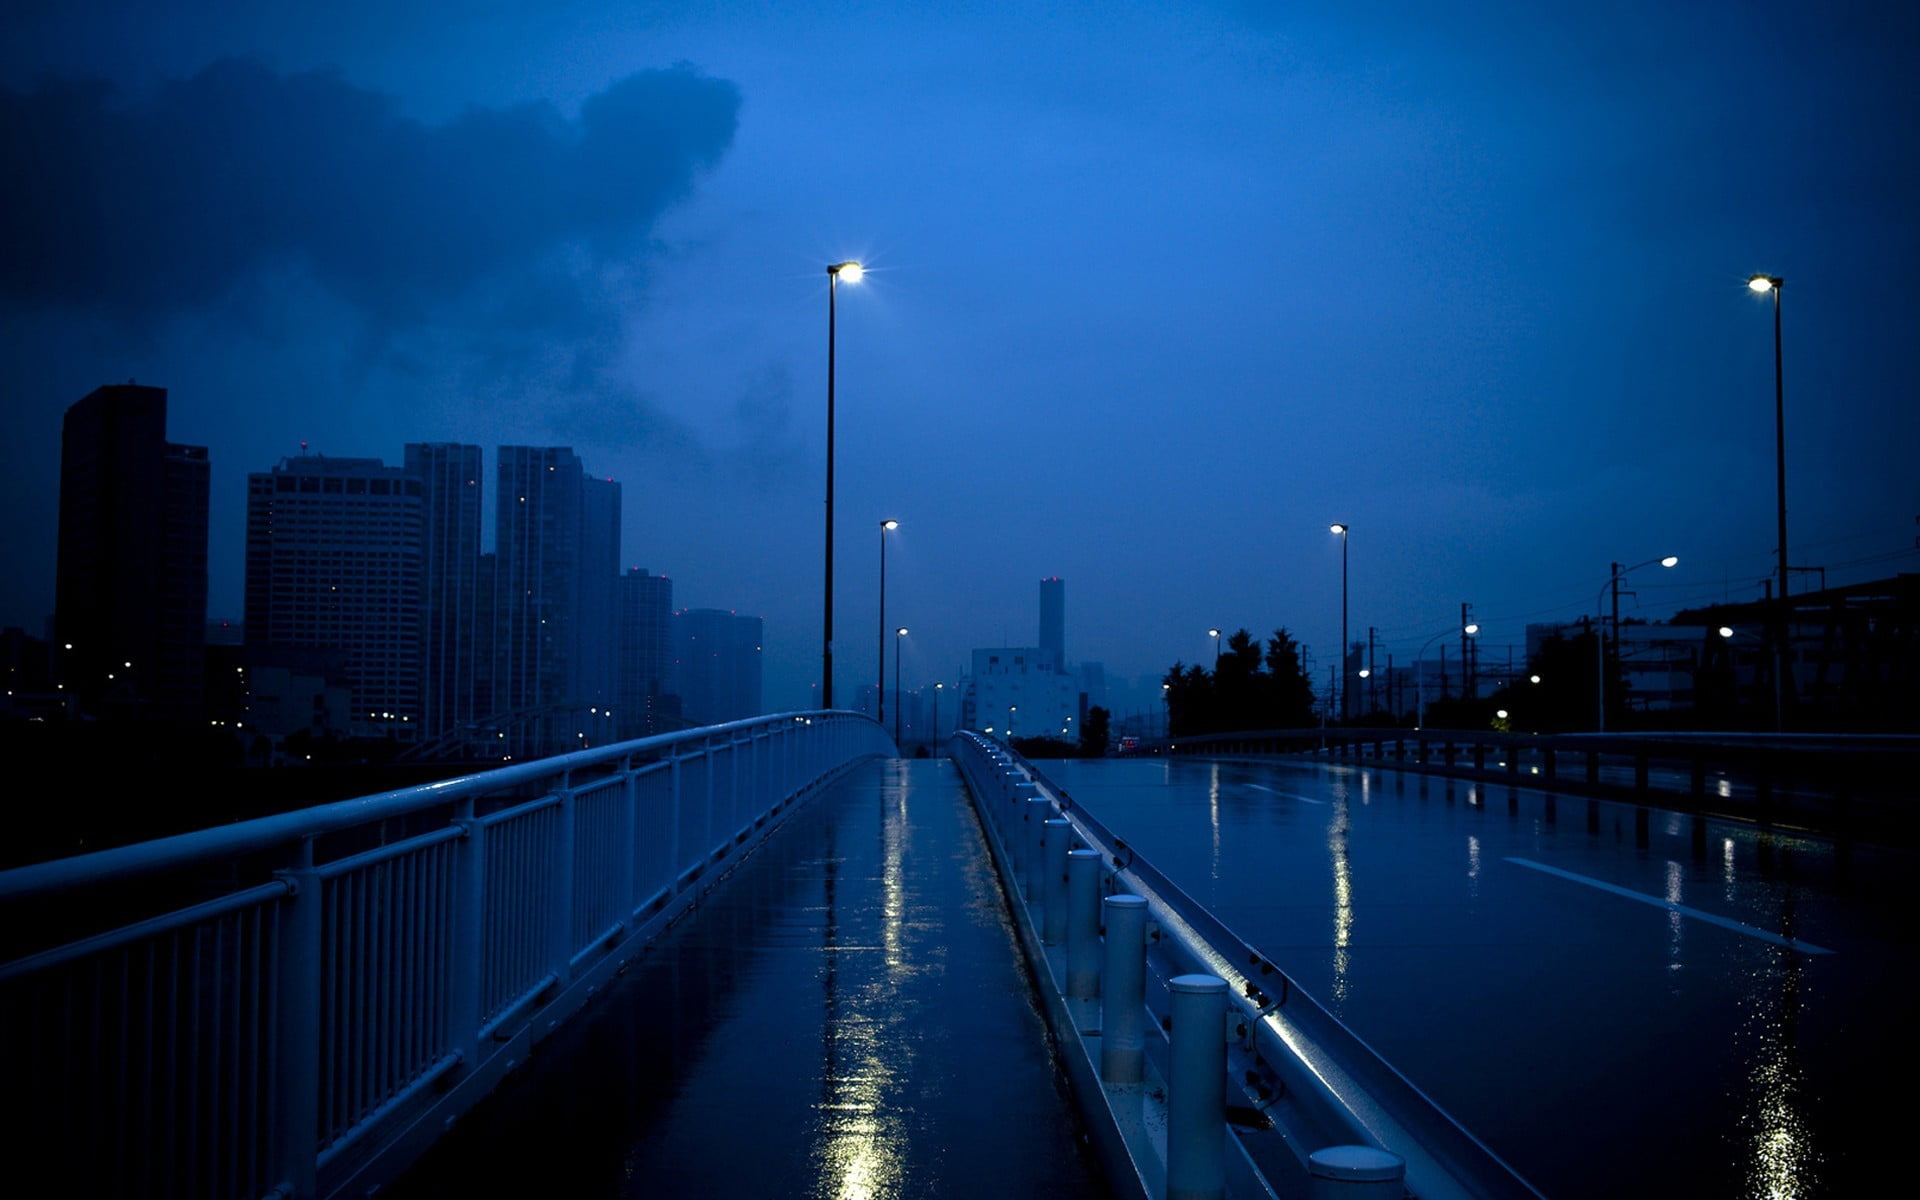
[{"left": 1, "top": 58, "right": 740, "bottom": 326}]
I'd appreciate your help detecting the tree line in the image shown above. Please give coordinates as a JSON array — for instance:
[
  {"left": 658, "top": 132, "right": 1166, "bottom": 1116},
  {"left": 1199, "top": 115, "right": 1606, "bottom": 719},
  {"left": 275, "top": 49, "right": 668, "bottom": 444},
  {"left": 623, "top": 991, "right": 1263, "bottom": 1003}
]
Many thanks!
[{"left": 1162, "top": 628, "right": 1317, "bottom": 736}]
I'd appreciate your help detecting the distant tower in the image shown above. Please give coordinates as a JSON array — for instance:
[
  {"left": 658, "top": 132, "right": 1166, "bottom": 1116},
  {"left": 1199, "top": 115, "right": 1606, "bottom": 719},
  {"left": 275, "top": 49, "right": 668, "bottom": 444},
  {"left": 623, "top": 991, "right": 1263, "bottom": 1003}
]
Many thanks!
[
  {"left": 672, "top": 608, "right": 764, "bottom": 726},
  {"left": 616, "top": 568, "right": 674, "bottom": 737},
  {"left": 405, "top": 443, "right": 484, "bottom": 742},
  {"left": 1039, "top": 577, "right": 1065, "bottom": 670},
  {"left": 56, "top": 383, "right": 209, "bottom": 717},
  {"left": 244, "top": 454, "right": 424, "bottom": 734}
]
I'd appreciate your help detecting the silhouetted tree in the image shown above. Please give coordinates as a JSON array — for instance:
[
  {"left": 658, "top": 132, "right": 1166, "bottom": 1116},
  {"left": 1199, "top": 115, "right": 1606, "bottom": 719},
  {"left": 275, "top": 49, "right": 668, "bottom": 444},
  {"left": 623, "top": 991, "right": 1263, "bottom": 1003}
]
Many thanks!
[
  {"left": 1163, "top": 625, "right": 1319, "bottom": 735},
  {"left": 1262, "top": 628, "right": 1317, "bottom": 727},
  {"left": 1080, "top": 705, "right": 1111, "bottom": 757}
]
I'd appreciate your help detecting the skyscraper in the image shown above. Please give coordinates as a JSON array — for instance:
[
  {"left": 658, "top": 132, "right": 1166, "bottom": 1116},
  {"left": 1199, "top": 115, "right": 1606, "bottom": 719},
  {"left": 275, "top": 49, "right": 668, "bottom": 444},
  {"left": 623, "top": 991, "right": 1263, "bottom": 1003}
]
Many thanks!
[
  {"left": 56, "top": 383, "right": 209, "bottom": 717},
  {"left": 494, "top": 447, "right": 621, "bottom": 754},
  {"left": 616, "top": 568, "right": 674, "bottom": 737},
  {"left": 244, "top": 454, "right": 424, "bottom": 734},
  {"left": 405, "top": 444, "right": 484, "bottom": 741},
  {"left": 673, "top": 608, "right": 763, "bottom": 727},
  {"left": 1039, "top": 576, "right": 1065, "bottom": 670}
]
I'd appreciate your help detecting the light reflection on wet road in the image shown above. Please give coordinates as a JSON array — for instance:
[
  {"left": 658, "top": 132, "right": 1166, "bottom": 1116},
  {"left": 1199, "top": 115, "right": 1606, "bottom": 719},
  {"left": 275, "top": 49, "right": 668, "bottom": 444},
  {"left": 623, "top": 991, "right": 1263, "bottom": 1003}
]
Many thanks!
[{"left": 1048, "top": 756, "right": 1917, "bottom": 1200}]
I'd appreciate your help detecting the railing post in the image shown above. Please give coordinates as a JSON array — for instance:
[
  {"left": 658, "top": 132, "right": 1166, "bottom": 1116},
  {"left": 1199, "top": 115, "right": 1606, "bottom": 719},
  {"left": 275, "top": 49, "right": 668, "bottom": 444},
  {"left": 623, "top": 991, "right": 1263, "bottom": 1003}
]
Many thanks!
[
  {"left": 1066, "top": 849, "right": 1102, "bottom": 998},
  {"left": 1100, "top": 894, "right": 1148, "bottom": 1084},
  {"left": 449, "top": 800, "right": 486, "bottom": 1071},
  {"left": 1167, "top": 974, "right": 1228, "bottom": 1200},
  {"left": 553, "top": 783, "right": 577, "bottom": 983},
  {"left": 1025, "top": 798, "right": 1051, "bottom": 900},
  {"left": 1042, "top": 819, "right": 1070, "bottom": 945},
  {"left": 270, "top": 836, "right": 322, "bottom": 1199},
  {"left": 1307, "top": 1146, "right": 1407, "bottom": 1199}
]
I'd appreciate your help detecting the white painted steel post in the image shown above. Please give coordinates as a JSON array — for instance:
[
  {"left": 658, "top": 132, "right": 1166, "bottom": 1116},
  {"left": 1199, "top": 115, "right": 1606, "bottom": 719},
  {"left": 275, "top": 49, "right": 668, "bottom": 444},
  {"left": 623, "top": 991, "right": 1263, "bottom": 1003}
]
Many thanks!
[
  {"left": 1025, "top": 797, "right": 1050, "bottom": 899},
  {"left": 1167, "top": 973, "right": 1229, "bottom": 1200},
  {"left": 449, "top": 800, "right": 486, "bottom": 1070},
  {"left": 1100, "top": 894, "right": 1148, "bottom": 1083},
  {"left": 1307, "top": 1146, "right": 1407, "bottom": 1199},
  {"left": 1042, "top": 818, "right": 1070, "bottom": 944},
  {"left": 270, "top": 836, "right": 322, "bottom": 1199},
  {"left": 1066, "top": 849, "right": 1101, "bottom": 998}
]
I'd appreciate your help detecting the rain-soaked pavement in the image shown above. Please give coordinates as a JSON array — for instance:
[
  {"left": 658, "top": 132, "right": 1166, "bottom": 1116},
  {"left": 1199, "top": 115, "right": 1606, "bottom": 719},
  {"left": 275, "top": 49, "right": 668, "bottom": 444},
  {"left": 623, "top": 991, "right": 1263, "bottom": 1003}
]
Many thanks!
[
  {"left": 1044, "top": 755, "right": 1918, "bottom": 1200},
  {"left": 388, "top": 757, "right": 1105, "bottom": 1199}
]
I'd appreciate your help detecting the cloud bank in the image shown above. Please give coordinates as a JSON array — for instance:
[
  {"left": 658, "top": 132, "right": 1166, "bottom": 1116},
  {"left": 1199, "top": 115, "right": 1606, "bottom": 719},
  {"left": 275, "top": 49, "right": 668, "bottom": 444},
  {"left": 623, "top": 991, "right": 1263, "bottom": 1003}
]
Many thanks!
[{"left": 1, "top": 58, "right": 741, "bottom": 327}]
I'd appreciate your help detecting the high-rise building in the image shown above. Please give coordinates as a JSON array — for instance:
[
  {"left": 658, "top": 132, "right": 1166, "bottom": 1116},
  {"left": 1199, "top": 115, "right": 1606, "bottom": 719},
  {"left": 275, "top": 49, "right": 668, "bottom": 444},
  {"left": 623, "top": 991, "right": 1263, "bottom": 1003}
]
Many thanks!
[
  {"left": 578, "top": 476, "right": 622, "bottom": 710},
  {"left": 1039, "top": 576, "right": 1065, "bottom": 666},
  {"left": 615, "top": 568, "right": 674, "bottom": 738},
  {"left": 494, "top": 447, "right": 622, "bottom": 754},
  {"left": 405, "top": 444, "right": 484, "bottom": 741},
  {"left": 495, "top": 447, "right": 583, "bottom": 737},
  {"left": 244, "top": 454, "right": 424, "bottom": 735},
  {"left": 56, "top": 383, "right": 209, "bottom": 717},
  {"left": 672, "top": 608, "right": 763, "bottom": 727}
]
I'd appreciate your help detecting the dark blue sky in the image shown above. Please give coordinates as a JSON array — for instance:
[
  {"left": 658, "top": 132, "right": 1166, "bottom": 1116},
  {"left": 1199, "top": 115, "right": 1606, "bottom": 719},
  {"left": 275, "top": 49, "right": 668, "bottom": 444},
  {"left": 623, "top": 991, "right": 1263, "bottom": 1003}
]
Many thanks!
[{"left": 5, "top": 1, "right": 1916, "bottom": 713}]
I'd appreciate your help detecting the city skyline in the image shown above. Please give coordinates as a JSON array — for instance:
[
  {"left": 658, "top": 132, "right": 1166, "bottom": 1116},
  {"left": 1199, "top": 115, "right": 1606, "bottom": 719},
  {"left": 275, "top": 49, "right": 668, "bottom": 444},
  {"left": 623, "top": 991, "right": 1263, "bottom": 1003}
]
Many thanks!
[{"left": 4, "top": 1, "right": 1915, "bottom": 712}]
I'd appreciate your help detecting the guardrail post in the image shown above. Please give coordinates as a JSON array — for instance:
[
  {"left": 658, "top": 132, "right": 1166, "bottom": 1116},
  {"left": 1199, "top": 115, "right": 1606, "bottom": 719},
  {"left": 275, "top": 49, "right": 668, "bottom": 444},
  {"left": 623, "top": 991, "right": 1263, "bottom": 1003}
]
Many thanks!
[
  {"left": 271, "top": 836, "right": 322, "bottom": 1199},
  {"left": 1066, "top": 849, "right": 1101, "bottom": 998},
  {"left": 554, "top": 785, "right": 577, "bottom": 982},
  {"left": 1025, "top": 798, "right": 1051, "bottom": 900},
  {"left": 449, "top": 801, "right": 485, "bottom": 1071},
  {"left": 1100, "top": 894, "right": 1148, "bottom": 1084},
  {"left": 1306, "top": 1146, "right": 1407, "bottom": 1199},
  {"left": 1167, "top": 974, "right": 1227, "bottom": 1200},
  {"left": 1042, "top": 819, "right": 1070, "bottom": 945}
]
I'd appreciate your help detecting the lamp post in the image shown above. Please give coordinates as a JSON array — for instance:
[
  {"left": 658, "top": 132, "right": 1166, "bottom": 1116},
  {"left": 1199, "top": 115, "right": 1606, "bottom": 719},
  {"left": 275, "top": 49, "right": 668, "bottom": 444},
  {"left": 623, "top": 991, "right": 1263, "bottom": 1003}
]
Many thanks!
[
  {"left": 1330, "top": 523, "right": 1349, "bottom": 722},
  {"left": 894, "top": 627, "right": 908, "bottom": 745},
  {"left": 933, "top": 681, "right": 944, "bottom": 752},
  {"left": 822, "top": 260, "right": 864, "bottom": 708},
  {"left": 1748, "top": 273, "right": 1789, "bottom": 732},
  {"left": 878, "top": 518, "right": 898, "bottom": 725},
  {"left": 1596, "top": 555, "right": 1678, "bottom": 732},
  {"left": 1415, "top": 623, "right": 1475, "bottom": 730},
  {"left": 1208, "top": 628, "right": 1221, "bottom": 666}
]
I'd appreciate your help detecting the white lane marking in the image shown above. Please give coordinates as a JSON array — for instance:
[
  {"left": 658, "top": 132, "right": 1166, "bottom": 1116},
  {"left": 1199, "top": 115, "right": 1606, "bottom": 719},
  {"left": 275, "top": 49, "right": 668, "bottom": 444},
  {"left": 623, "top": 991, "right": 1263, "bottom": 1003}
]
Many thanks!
[
  {"left": 1504, "top": 857, "right": 1835, "bottom": 956},
  {"left": 1243, "top": 783, "right": 1326, "bottom": 805}
]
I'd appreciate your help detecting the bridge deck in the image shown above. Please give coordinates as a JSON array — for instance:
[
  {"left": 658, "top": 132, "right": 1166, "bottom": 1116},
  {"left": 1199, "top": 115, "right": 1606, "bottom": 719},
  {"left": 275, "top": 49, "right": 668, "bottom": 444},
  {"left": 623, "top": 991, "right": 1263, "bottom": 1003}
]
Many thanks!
[{"left": 387, "top": 757, "right": 1104, "bottom": 1198}]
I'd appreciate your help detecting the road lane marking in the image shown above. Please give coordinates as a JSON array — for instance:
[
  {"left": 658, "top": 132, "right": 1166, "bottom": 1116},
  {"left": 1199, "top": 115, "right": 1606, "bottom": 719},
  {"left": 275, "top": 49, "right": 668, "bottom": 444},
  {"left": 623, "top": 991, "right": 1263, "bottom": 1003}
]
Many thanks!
[
  {"left": 1504, "top": 857, "right": 1835, "bottom": 955},
  {"left": 1243, "top": 784, "right": 1326, "bottom": 805}
]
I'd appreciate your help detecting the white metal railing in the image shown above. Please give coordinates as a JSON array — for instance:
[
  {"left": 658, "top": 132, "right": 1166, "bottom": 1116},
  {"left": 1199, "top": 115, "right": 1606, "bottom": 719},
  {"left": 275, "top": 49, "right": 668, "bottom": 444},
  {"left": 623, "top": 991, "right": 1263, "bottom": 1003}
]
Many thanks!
[
  {"left": 951, "top": 731, "right": 1543, "bottom": 1200},
  {"left": 0, "top": 711, "right": 891, "bottom": 1200}
]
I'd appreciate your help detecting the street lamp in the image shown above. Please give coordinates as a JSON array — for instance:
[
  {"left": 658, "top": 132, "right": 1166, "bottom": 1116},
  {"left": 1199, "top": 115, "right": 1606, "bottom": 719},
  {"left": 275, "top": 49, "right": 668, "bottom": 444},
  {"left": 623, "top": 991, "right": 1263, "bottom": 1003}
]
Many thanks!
[
  {"left": 894, "top": 627, "right": 908, "bottom": 745},
  {"left": 933, "top": 681, "right": 944, "bottom": 751},
  {"left": 821, "top": 259, "right": 864, "bottom": 707},
  {"left": 1208, "top": 628, "right": 1221, "bottom": 666},
  {"left": 1748, "top": 272, "right": 1789, "bottom": 732},
  {"left": 1596, "top": 555, "right": 1678, "bottom": 732},
  {"left": 1330, "top": 523, "right": 1349, "bottom": 722},
  {"left": 878, "top": 518, "right": 899, "bottom": 725},
  {"left": 1415, "top": 622, "right": 1475, "bottom": 730}
]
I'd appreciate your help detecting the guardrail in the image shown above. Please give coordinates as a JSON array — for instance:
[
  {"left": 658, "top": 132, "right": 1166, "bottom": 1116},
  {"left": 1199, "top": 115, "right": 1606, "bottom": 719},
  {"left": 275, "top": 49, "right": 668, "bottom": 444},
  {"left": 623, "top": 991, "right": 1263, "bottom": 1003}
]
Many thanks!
[
  {"left": 0, "top": 711, "right": 893, "bottom": 1200},
  {"left": 1145, "top": 727, "right": 1920, "bottom": 843},
  {"left": 953, "top": 730, "right": 1542, "bottom": 1200}
]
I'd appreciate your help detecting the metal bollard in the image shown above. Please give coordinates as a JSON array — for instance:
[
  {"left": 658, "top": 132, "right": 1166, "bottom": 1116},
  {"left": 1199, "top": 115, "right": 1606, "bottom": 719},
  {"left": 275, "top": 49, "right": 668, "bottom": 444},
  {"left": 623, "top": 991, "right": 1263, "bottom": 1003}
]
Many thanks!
[
  {"left": 1043, "top": 819, "right": 1071, "bottom": 945},
  {"left": 1100, "top": 894, "right": 1148, "bottom": 1083},
  {"left": 1065, "top": 849, "right": 1101, "bottom": 997},
  {"left": 1025, "top": 798, "right": 1051, "bottom": 899},
  {"left": 1167, "top": 974, "right": 1228, "bottom": 1200},
  {"left": 1307, "top": 1146, "right": 1406, "bottom": 1199}
]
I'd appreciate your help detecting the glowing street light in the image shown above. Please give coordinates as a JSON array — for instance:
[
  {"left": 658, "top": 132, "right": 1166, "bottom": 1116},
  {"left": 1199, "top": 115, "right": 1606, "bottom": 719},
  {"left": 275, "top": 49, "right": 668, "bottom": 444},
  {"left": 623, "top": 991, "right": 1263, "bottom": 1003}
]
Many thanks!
[
  {"left": 821, "top": 259, "right": 864, "bottom": 708},
  {"left": 878, "top": 518, "right": 899, "bottom": 726},
  {"left": 894, "top": 627, "right": 909, "bottom": 745},
  {"left": 1415, "top": 623, "right": 1475, "bottom": 730},
  {"left": 1208, "top": 628, "right": 1221, "bottom": 665},
  {"left": 1748, "top": 271, "right": 1789, "bottom": 732},
  {"left": 1330, "top": 523, "right": 1350, "bottom": 722}
]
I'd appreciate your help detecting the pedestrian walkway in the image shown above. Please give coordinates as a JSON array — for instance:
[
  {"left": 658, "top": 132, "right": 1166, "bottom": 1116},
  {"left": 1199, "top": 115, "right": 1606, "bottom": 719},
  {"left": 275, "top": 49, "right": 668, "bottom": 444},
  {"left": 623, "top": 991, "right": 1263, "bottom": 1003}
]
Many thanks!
[{"left": 389, "top": 757, "right": 1105, "bottom": 1198}]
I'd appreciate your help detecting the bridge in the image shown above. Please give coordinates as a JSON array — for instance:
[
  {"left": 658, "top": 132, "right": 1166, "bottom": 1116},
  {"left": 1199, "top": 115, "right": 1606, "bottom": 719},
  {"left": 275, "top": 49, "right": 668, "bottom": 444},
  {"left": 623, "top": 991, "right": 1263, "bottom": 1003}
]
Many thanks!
[{"left": 2, "top": 717, "right": 1907, "bottom": 1198}]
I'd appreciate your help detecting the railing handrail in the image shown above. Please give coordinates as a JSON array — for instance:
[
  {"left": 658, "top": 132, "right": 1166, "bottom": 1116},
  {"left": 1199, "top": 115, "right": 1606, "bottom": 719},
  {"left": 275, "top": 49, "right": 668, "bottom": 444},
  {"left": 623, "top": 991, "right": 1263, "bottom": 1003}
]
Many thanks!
[{"left": 0, "top": 710, "right": 856, "bottom": 901}]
